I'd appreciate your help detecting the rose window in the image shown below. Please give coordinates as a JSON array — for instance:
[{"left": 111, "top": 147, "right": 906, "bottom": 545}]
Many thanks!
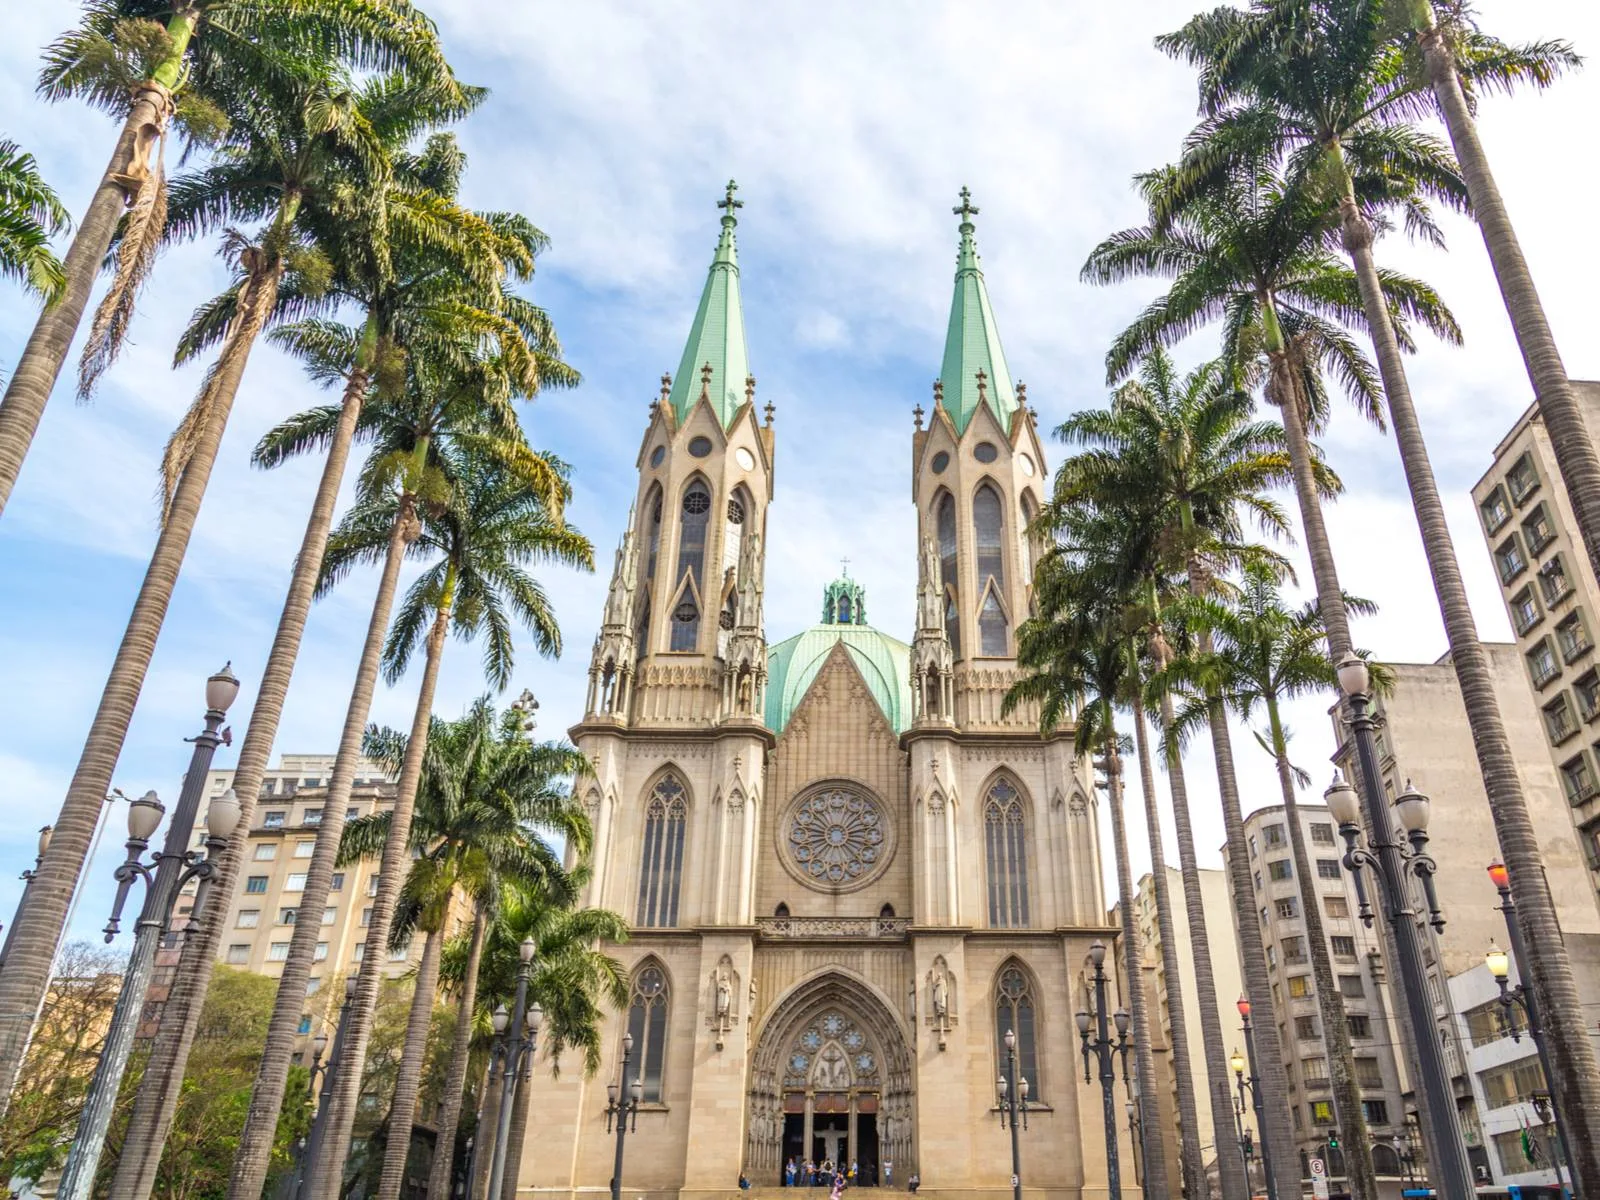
[{"left": 788, "top": 789, "right": 885, "bottom": 885}]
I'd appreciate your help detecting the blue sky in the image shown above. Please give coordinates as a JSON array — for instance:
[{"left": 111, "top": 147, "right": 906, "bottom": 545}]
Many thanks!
[{"left": 2, "top": 0, "right": 1598, "bottom": 942}]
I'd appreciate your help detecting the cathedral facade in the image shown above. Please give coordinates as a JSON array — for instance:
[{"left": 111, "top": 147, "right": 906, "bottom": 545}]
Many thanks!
[{"left": 519, "top": 187, "right": 1128, "bottom": 1200}]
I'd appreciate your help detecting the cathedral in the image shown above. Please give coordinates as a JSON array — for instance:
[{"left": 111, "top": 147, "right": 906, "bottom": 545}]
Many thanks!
[{"left": 520, "top": 185, "right": 1127, "bottom": 1200}]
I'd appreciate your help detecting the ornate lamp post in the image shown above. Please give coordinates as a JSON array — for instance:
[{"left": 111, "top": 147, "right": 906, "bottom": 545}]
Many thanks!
[
  {"left": 604, "top": 1032, "right": 644, "bottom": 1200},
  {"left": 485, "top": 937, "right": 538, "bottom": 1200},
  {"left": 1124, "top": 1100, "right": 1144, "bottom": 1192},
  {"left": 996, "top": 1027, "right": 1029, "bottom": 1200},
  {"left": 299, "top": 977, "right": 358, "bottom": 1200},
  {"left": 55, "top": 664, "right": 241, "bottom": 1200},
  {"left": 1326, "top": 656, "right": 1475, "bottom": 1200},
  {"left": 1077, "top": 940, "right": 1130, "bottom": 1200},
  {"left": 0, "top": 825, "right": 52, "bottom": 966},
  {"left": 1235, "top": 999, "right": 1277, "bottom": 1200},
  {"left": 1485, "top": 859, "right": 1578, "bottom": 1196}
]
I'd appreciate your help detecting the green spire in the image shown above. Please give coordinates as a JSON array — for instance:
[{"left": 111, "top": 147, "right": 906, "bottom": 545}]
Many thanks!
[
  {"left": 821, "top": 567, "right": 867, "bottom": 626},
  {"left": 667, "top": 180, "right": 751, "bottom": 431},
  {"left": 938, "top": 187, "right": 1017, "bottom": 436}
]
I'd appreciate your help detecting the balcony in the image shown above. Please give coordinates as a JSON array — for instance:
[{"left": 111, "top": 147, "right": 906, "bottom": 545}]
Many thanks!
[{"left": 756, "top": 916, "right": 910, "bottom": 941}]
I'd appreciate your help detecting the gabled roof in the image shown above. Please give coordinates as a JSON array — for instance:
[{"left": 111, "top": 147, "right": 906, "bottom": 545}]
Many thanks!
[
  {"left": 938, "top": 187, "right": 1018, "bottom": 437},
  {"left": 666, "top": 180, "right": 751, "bottom": 431}
]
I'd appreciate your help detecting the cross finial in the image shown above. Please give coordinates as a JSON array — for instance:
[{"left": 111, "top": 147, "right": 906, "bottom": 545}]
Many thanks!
[
  {"left": 975, "top": 367, "right": 988, "bottom": 405},
  {"left": 764, "top": 399, "right": 775, "bottom": 426},
  {"left": 841, "top": 557, "right": 851, "bottom": 578},
  {"left": 718, "top": 179, "right": 743, "bottom": 217},
  {"left": 932, "top": 379, "right": 944, "bottom": 405},
  {"left": 953, "top": 186, "right": 979, "bottom": 224},
  {"left": 700, "top": 361, "right": 714, "bottom": 401},
  {"left": 659, "top": 373, "right": 672, "bottom": 404},
  {"left": 913, "top": 403, "right": 925, "bottom": 431},
  {"left": 746, "top": 374, "right": 756, "bottom": 403}
]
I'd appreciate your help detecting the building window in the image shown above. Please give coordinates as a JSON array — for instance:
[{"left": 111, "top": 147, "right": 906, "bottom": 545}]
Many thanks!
[
  {"left": 353, "top": 943, "right": 365, "bottom": 961},
  {"left": 361, "top": 907, "right": 372, "bottom": 927},
  {"left": 245, "top": 876, "right": 268, "bottom": 894},
  {"left": 1480, "top": 486, "right": 1511, "bottom": 533},
  {"left": 1266, "top": 943, "right": 1276, "bottom": 968},
  {"left": 1507, "top": 452, "right": 1539, "bottom": 505},
  {"left": 285, "top": 873, "right": 307, "bottom": 893},
  {"left": 1495, "top": 534, "right": 1528, "bottom": 584},
  {"left": 668, "top": 484, "right": 712, "bottom": 652},
  {"left": 1249, "top": 836, "right": 1258, "bottom": 859},
  {"left": 1309, "top": 822, "right": 1334, "bottom": 846},
  {"left": 321, "top": 907, "right": 336, "bottom": 926},
  {"left": 1528, "top": 637, "right": 1560, "bottom": 688},
  {"left": 1310, "top": 1100, "right": 1335, "bottom": 1125},
  {"left": 1540, "top": 555, "right": 1572, "bottom": 605},
  {"left": 1325, "top": 896, "right": 1350, "bottom": 919},
  {"left": 294, "top": 840, "right": 316, "bottom": 859},
  {"left": 636, "top": 775, "right": 688, "bottom": 928},
  {"left": 1348, "top": 1015, "right": 1371, "bottom": 1038},
  {"left": 314, "top": 942, "right": 329, "bottom": 962},
  {"left": 974, "top": 484, "right": 1009, "bottom": 656},
  {"left": 279, "top": 908, "right": 298, "bottom": 925},
  {"left": 1560, "top": 753, "right": 1596, "bottom": 806},
  {"left": 227, "top": 945, "right": 250, "bottom": 964},
  {"left": 1302, "top": 1057, "right": 1328, "bottom": 1086},
  {"left": 1253, "top": 870, "right": 1262, "bottom": 892},
  {"left": 236, "top": 910, "right": 260, "bottom": 929},
  {"left": 1339, "top": 974, "right": 1366, "bottom": 998},
  {"left": 1276, "top": 898, "right": 1298, "bottom": 920},
  {"left": 937, "top": 492, "right": 960, "bottom": 657},
  {"left": 995, "top": 963, "right": 1041, "bottom": 1101},
  {"left": 1463, "top": 1000, "right": 1509, "bottom": 1047},
  {"left": 1575, "top": 671, "right": 1600, "bottom": 721},
  {"left": 1288, "top": 975, "right": 1311, "bottom": 999},
  {"left": 367, "top": 877, "right": 379, "bottom": 897},
  {"left": 1362, "top": 1099, "right": 1390, "bottom": 1125},
  {"left": 984, "top": 779, "right": 1030, "bottom": 927},
  {"left": 1492, "top": 1129, "right": 1550, "bottom": 1178},
  {"left": 389, "top": 937, "right": 411, "bottom": 962},
  {"left": 1331, "top": 936, "right": 1357, "bottom": 960},
  {"left": 306, "top": 977, "right": 322, "bottom": 996},
  {"left": 1479, "top": 1055, "right": 1547, "bottom": 1108},
  {"left": 1262, "top": 823, "right": 1286, "bottom": 848},
  {"left": 1295, "top": 1015, "right": 1318, "bottom": 1040},
  {"left": 268, "top": 942, "right": 290, "bottom": 962},
  {"left": 626, "top": 963, "right": 670, "bottom": 1103},
  {"left": 1272, "top": 982, "right": 1282, "bottom": 1008},
  {"left": 329, "top": 872, "right": 344, "bottom": 891},
  {"left": 253, "top": 844, "right": 278, "bottom": 861},
  {"left": 263, "top": 811, "right": 286, "bottom": 828},
  {"left": 1268, "top": 858, "right": 1292, "bottom": 882},
  {"left": 1521, "top": 503, "right": 1555, "bottom": 555},
  {"left": 1545, "top": 693, "right": 1579, "bottom": 744},
  {"left": 1317, "top": 859, "right": 1342, "bottom": 880},
  {"left": 1510, "top": 586, "right": 1542, "bottom": 636},
  {"left": 302, "top": 808, "right": 323, "bottom": 826},
  {"left": 1557, "top": 611, "right": 1594, "bottom": 662}
]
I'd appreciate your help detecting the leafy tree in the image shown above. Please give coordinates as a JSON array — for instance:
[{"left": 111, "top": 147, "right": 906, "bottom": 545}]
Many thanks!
[{"left": 0, "top": 138, "right": 69, "bottom": 303}]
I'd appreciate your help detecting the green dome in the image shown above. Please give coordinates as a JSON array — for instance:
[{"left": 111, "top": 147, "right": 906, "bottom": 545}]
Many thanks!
[{"left": 766, "top": 578, "right": 912, "bottom": 735}]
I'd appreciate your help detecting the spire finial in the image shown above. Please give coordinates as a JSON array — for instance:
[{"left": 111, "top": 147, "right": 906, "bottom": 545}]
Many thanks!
[
  {"left": 913, "top": 403, "right": 925, "bottom": 431},
  {"left": 932, "top": 379, "right": 944, "bottom": 407},
  {"left": 841, "top": 557, "right": 851, "bottom": 579},
  {"left": 718, "top": 179, "right": 743, "bottom": 222},
  {"left": 764, "top": 399, "right": 775, "bottom": 427},
  {"left": 954, "top": 186, "right": 979, "bottom": 226},
  {"left": 659, "top": 373, "right": 672, "bottom": 405},
  {"left": 699, "top": 361, "right": 713, "bottom": 402},
  {"left": 745, "top": 374, "right": 756, "bottom": 404},
  {"left": 975, "top": 367, "right": 988, "bottom": 407}
]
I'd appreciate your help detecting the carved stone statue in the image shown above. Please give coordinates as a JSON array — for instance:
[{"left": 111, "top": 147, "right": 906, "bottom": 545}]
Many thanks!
[
  {"left": 716, "top": 971, "right": 732, "bottom": 1018},
  {"left": 815, "top": 1045, "right": 850, "bottom": 1089},
  {"left": 917, "top": 535, "right": 943, "bottom": 631},
  {"left": 930, "top": 970, "right": 948, "bottom": 1018}
]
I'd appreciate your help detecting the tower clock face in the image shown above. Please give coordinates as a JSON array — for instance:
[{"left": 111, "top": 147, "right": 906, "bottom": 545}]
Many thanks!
[{"left": 736, "top": 447, "right": 756, "bottom": 470}]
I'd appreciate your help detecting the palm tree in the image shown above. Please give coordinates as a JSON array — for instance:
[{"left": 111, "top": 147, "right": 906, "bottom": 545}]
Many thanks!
[
  {"left": 1054, "top": 348, "right": 1322, "bottom": 1200},
  {"left": 341, "top": 699, "right": 590, "bottom": 1200},
  {"left": 1406, "top": 6, "right": 1600, "bottom": 616},
  {"left": 1160, "top": 564, "right": 1390, "bottom": 1191},
  {"left": 1006, "top": 546, "right": 1170, "bottom": 1200},
  {"left": 308, "top": 451, "right": 594, "bottom": 1200},
  {"left": 0, "top": 138, "right": 68, "bottom": 303},
  {"left": 1161, "top": 5, "right": 1600, "bottom": 1181},
  {"left": 0, "top": 0, "right": 458, "bottom": 520}
]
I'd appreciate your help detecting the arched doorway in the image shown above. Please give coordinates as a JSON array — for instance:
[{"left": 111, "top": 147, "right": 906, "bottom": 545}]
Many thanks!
[{"left": 747, "top": 972, "right": 914, "bottom": 1186}]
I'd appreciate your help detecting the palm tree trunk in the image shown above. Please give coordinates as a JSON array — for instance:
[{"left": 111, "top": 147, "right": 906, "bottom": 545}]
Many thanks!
[
  {"left": 0, "top": 257, "right": 274, "bottom": 1116},
  {"left": 312, "top": 585, "right": 455, "bottom": 1200},
  {"left": 377, "top": 927, "right": 445, "bottom": 1200},
  {"left": 0, "top": 77, "right": 178, "bottom": 520},
  {"left": 1129, "top": 687, "right": 1205, "bottom": 1197},
  {"left": 1103, "top": 711, "right": 1172, "bottom": 1200},
  {"left": 1265, "top": 699, "right": 1375, "bottom": 1200},
  {"left": 1336, "top": 177, "right": 1600, "bottom": 1186},
  {"left": 229, "top": 490, "right": 416, "bottom": 1200},
  {"left": 427, "top": 906, "right": 488, "bottom": 1200},
  {"left": 471, "top": 1057, "right": 503, "bottom": 1200},
  {"left": 109, "top": 352, "right": 374, "bottom": 1200},
  {"left": 497, "top": 1042, "right": 535, "bottom": 1200},
  {"left": 1155, "top": 686, "right": 1247, "bottom": 1200},
  {"left": 1187, "top": 558, "right": 1298, "bottom": 1200}
]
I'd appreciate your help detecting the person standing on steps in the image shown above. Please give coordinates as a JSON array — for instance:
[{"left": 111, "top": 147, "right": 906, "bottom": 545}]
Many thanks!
[
  {"left": 883, "top": 1159, "right": 892, "bottom": 1189},
  {"left": 907, "top": 1173, "right": 919, "bottom": 1195}
]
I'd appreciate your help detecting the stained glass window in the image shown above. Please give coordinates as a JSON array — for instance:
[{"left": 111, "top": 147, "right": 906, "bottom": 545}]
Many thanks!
[
  {"left": 626, "top": 963, "right": 670, "bottom": 1102},
  {"left": 637, "top": 776, "right": 687, "bottom": 927},
  {"left": 985, "top": 779, "right": 1029, "bottom": 926}
]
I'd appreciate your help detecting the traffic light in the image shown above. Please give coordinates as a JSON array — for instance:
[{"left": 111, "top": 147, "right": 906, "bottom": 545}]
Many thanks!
[{"left": 1327, "top": 1135, "right": 1340, "bottom": 1151}]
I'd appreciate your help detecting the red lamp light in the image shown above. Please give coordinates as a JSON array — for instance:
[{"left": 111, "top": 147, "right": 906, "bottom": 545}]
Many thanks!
[
  {"left": 1236, "top": 994, "right": 1251, "bottom": 1019},
  {"left": 1487, "top": 859, "right": 1511, "bottom": 892}
]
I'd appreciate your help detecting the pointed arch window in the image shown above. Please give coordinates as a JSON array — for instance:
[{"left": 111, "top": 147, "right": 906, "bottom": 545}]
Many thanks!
[
  {"left": 985, "top": 779, "right": 1029, "bottom": 927},
  {"left": 626, "top": 963, "right": 670, "bottom": 1102},
  {"left": 723, "top": 487, "right": 749, "bottom": 576},
  {"left": 1019, "top": 492, "right": 1040, "bottom": 616},
  {"left": 643, "top": 487, "right": 664, "bottom": 583},
  {"left": 670, "top": 483, "right": 713, "bottom": 651},
  {"left": 637, "top": 776, "right": 687, "bottom": 927},
  {"left": 995, "top": 963, "right": 1041, "bottom": 1100},
  {"left": 937, "top": 492, "right": 960, "bottom": 655},
  {"left": 974, "top": 484, "right": 1009, "bottom": 655}
]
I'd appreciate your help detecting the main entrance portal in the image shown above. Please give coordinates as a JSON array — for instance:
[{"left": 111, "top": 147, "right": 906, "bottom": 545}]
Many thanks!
[{"left": 747, "top": 973, "right": 913, "bottom": 1185}]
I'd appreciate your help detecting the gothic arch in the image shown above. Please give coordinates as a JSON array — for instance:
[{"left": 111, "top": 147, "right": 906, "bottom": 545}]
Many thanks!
[
  {"left": 992, "top": 957, "right": 1045, "bottom": 1100},
  {"left": 980, "top": 772, "right": 1033, "bottom": 928},
  {"left": 624, "top": 956, "right": 673, "bottom": 1103},
  {"left": 668, "top": 474, "right": 716, "bottom": 652},
  {"left": 636, "top": 770, "right": 691, "bottom": 928}
]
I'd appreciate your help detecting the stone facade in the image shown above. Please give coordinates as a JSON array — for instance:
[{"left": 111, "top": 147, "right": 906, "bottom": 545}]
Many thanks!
[{"left": 517, "top": 194, "right": 1127, "bottom": 1200}]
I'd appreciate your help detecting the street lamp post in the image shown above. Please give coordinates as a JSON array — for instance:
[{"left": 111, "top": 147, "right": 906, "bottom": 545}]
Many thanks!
[
  {"left": 54, "top": 664, "right": 242, "bottom": 1200},
  {"left": 996, "top": 1027, "right": 1029, "bottom": 1200},
  {"left": 485, "top": 938, "right": 539, "bottom": 1200},
  {"left": 1485, "top": 859, "right": 1578, "bottom": 1197},
  {"left": 1327, "top": 653, "right": 1476, "bottom": 1200},
  {"left": 1077, "top": 940, "right": 1130, "bottom": 1200},
  {"left": 1124, "top": 1100, "right": 1143, "bottom": 1192},
  {"left": 604, "top": 1033, "right": 643, "bottom": 1200},
  {"left": 1235, "top": 999, "right": 1277, "bottom": 1200},
  {"left": 0, "top": 825, "right": 53, "bottom": 966},
  {"left": 299, "top": 977, "right": 357, "bottom": 1200}
]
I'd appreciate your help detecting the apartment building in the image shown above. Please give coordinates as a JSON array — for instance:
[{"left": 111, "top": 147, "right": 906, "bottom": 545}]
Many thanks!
[
  {"left": 1471, "top": 380, "right": 1600, "bottom": 902},
  {"left": 1131, "top": 866, "right": 1246, "bottom": 1179},
  {"left": 1224, "top": 803, "right": 1415, "bottom": 1182}
]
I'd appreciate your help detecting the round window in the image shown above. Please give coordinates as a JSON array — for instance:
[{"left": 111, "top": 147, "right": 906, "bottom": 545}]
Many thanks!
[
  {"left": 779, "top": 785, "right": 894, "bottom": 892},
  {"left": 735, "top": 446, "right": 756, "bottom": 471},
  {"left": 683, "top": 489, "right": 711, "bottom": 515},
  {"left": 688, "top": 435, "right": 713, "bottom": 458},
  {"left": 974, "top": 441, "right": 999, "bottom": 463},
  {"left": 728, "top": 499, "right": 746, "bottom": 524},
  {"left": 931, "top": 451, "right": 950, "bottom": 474},
  {"left": 649, "top": 445, "right": 666, "bottom": 468},
  {"left": 1019, "top": 453, "right": 1035, "bottom": 477}
]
